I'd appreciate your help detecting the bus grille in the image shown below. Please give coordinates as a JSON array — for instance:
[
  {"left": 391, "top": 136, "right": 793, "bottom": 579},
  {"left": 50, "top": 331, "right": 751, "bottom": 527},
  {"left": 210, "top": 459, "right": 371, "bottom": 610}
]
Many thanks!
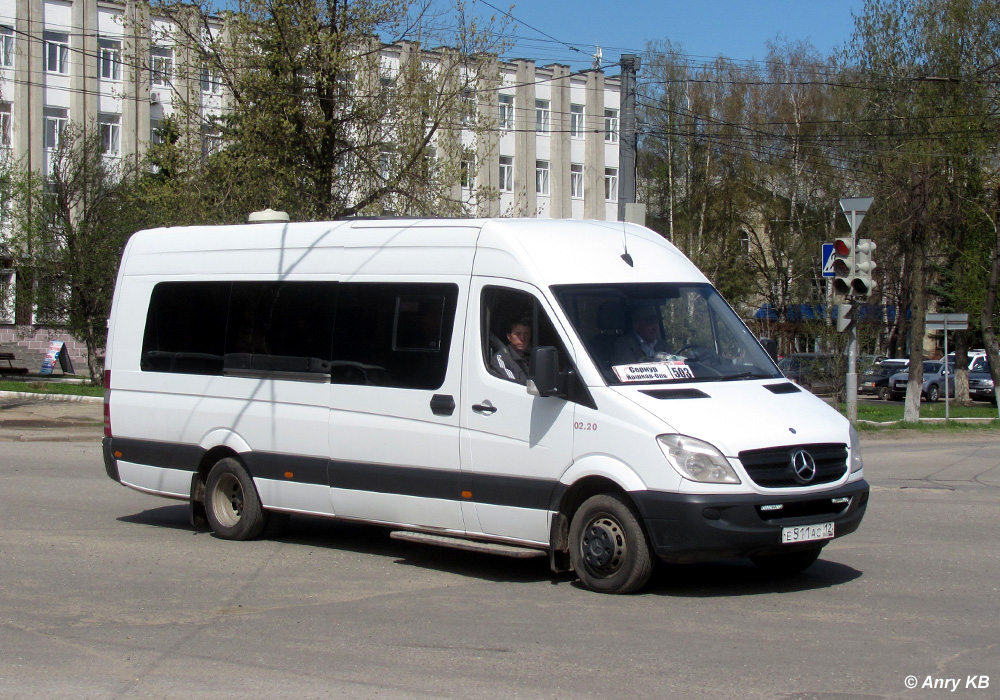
[{"left": 738, "top": 443, "right": 848, "bottom": 488}]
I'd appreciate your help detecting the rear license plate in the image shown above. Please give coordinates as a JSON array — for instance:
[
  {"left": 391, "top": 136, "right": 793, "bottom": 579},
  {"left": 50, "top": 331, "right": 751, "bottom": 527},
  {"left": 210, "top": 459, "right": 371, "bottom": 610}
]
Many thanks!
[{"left": 781, "top": 522, "right": 834, "bottom": 544}]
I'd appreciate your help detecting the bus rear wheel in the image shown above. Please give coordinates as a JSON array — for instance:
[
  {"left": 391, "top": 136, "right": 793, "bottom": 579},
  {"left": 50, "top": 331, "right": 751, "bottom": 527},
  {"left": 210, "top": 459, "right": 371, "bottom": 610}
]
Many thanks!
[
  {"left": 569, "top": 493, "right": 653, "bottom": 594},
  {"left": 205, "top": 458, "right": 267, "bottom": 540}
]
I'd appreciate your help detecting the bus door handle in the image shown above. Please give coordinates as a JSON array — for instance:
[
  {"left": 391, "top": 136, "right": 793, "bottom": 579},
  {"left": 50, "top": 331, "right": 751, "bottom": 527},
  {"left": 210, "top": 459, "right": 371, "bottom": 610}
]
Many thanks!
[{"left": 472, "top": 400, "right": 497, "bottom": 415}]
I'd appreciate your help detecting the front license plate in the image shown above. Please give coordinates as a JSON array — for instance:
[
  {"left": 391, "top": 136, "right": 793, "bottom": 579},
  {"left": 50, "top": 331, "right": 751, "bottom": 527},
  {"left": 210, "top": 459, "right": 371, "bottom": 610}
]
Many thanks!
[{"left": 781, "top": 522, "right": 834, "bottom": 544}]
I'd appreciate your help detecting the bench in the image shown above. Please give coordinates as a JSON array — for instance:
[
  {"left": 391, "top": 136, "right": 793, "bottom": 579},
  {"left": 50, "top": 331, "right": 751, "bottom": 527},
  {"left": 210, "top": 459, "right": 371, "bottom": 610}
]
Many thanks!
[{"left": 0, "top": 352, "right": 29, "bottom": 375}]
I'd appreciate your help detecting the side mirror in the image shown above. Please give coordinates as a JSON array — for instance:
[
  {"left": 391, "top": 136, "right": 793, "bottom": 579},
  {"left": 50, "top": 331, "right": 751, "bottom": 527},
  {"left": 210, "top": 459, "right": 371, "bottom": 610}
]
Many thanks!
[
  {"left": 527, "top": 346, "right": 564, "bottom": 397},
  {"left": 759, "top": 337, "right": 778, "bottom": 362}
]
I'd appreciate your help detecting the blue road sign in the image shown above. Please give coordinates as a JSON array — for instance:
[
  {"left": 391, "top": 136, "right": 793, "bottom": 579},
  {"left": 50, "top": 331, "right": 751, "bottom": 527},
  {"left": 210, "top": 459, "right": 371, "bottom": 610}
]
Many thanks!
[{"left": 821, "top": 242, "right": 835, "bottom": 277}]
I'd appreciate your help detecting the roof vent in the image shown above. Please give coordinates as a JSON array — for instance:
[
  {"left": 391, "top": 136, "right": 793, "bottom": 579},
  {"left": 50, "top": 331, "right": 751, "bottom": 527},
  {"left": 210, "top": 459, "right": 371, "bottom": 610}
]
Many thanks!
[{"left": 247, "top": 208, "right": 290, "bottom": 224}]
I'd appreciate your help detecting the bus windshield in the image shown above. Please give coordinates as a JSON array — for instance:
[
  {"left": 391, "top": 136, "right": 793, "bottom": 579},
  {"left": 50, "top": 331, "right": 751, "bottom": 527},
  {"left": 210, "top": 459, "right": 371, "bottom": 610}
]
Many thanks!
[{"left": 553, "top": 283, "right": 781, "bottom": 386}]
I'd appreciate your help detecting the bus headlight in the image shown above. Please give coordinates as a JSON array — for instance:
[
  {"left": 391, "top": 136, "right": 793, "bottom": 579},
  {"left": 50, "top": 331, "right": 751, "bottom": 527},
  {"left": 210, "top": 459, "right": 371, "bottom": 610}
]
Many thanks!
[
  {"left": 849, "top": 425, "right": 864, "bottom": 474},
  {"left": 657, "top": 434, "right": 741, "bottom": 484}
]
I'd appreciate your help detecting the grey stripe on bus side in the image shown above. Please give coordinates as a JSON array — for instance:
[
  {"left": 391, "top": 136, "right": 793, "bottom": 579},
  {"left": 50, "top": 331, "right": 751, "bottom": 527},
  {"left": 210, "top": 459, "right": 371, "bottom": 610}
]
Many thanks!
[{"left": 108, "top": 437, "right": 559, "bottom": 510}]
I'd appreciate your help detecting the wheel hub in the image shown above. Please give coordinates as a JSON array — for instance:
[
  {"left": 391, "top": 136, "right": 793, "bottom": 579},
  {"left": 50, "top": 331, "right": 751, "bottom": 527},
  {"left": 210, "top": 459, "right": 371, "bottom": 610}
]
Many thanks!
[
  {"left": 227, "top": 484, "right": 244, "bottom": 516},
  {"left": 211, "top": 473, "right": 245, "bottom": 527},
  {"left": 581, "top": 517, "right": 626, "bottom": 573}
]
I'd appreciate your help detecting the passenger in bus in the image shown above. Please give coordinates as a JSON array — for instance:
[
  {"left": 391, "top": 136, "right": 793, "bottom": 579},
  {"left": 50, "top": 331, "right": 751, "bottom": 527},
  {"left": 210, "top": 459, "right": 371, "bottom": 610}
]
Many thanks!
[
  {"left": 610, "top": 306, "right": 668, "bottom": 366},
  {"left": 491, "top": 316, "right": 532, "bottom": 384}
]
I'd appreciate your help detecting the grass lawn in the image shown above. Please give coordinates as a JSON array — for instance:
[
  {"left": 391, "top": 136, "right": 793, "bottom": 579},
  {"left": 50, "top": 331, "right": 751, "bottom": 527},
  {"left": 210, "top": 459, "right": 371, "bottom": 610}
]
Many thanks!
[
  {"left": 848, "top": 400, "right": 1000, "bottom": 431},
  {"left": 0, "top": 380, "right": 103, "bottom": 397}
]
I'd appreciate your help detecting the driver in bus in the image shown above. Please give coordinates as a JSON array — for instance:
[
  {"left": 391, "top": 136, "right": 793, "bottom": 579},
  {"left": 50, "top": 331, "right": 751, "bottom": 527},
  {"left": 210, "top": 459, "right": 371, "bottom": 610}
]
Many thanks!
[{"left": 610, "top": 306, "right": 668, "bottom": 366}]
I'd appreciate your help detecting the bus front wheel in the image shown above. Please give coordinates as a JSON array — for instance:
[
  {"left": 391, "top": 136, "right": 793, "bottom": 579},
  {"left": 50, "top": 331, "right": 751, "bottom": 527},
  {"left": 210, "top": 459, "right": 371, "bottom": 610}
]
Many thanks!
[{"left": 569, "top": 493, "right": 653, "bottom": 594}]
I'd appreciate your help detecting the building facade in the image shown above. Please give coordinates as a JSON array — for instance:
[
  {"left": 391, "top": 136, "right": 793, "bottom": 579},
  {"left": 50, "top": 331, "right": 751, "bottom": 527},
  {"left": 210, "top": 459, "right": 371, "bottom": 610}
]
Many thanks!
[
  {"left": 0, "top": 0, "right": 621, "bottom": 365},
  {"left": 482, "top": 59, "right": 621, "bottom": 221}
]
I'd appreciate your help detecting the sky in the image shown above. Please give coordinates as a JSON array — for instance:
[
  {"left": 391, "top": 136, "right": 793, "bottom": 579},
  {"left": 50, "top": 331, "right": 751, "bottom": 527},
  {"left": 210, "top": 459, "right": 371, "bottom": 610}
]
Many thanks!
[{"left": 475, "top": 0, "right": 863, "bottom": 73}]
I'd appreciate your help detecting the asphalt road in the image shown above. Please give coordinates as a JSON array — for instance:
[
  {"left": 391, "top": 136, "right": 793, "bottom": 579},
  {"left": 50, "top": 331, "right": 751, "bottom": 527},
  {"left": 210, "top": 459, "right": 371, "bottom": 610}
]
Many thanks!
[{"left": 1, "top": 433, "right": 998, "bottom": 700}]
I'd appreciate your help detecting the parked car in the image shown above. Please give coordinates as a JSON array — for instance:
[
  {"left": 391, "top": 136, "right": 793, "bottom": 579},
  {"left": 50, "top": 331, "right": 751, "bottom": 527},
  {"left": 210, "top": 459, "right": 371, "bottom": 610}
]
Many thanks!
[
  {"left": 778, "top": 353, "right": 845, "bottom": 394},
  {"left": 889, "top": 360, "right": 955, "bottom": 402},
  {"left": 860, "top": 361, "right": 905, "bottom": 400},
  {"left": 968, "top": 358, "right": 996, "bottom": 405},
  {"left": 946, "top": 349, "right": 986, "bottom": 369}
]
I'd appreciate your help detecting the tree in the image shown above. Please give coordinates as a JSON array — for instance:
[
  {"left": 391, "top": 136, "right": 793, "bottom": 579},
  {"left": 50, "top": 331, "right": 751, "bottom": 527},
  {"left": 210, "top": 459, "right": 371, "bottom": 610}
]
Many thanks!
[
  {"left": 9, "top": 125, "right": 141, "bottom": 381},
  {"left": 137, "top": 0, "right": 509, "bottom": 221},
  {"left": 0, "top": 147, "right": 17, "bottom": 319},
  {"left": 845, "top": 0, "right": 1000, "bottom": 420},
  {"left": 639, "top": 40, "right": 840, "bottom": 340}
]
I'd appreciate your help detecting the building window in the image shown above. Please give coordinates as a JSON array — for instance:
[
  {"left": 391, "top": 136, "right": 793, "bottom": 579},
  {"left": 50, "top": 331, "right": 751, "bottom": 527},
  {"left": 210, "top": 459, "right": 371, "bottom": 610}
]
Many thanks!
[
  {"left": 535, "top": 160, "right": 549, "bottom": 196},
  {"left": 99, "top": 39, "right": 122, "bottom": 81},
  {"left": 99, "top": 114, "right": 121, "bottom": 156},
  {"left": 44, "top": 32, "right": 70, "bottom": 75},
  {"left": 535, "top": 99, "right": 550, "bottom": 134},
  {"left": 570, "top": 104, "right": 584, "bottom": 138},
  {"left": 151, "top": 46, "right": 173, "bottom": 87},
  {"left": 461, "top": 153, "right": 475, "bottom": 189},
  {"left": 420, "top": 146, "right": 436, "bottom": 179},
  {"left": 570, "top": 163, "right": 584, "bottom": 199},
  {"left": 739, "top": 230, "right": 750, "bottom": 255},
  {"left": 201, "top": 128, "right": 223, "bottom": 158},
  {"left": 201, "top": 63, "right": 221, "bottom": 94},
  {"left": 1, "top": 26, "right": 14, "bottom": 68},
  {"left": 499, "top": 156, "right": 513, "bottom": 193},
  {"left": 0, "top": 104, "right": 11, "bottom": 148},
  {"left": 498, "top": 94, "right": 514, "bottom": 131},
  {"left": 460, "top": 88, "right": 475, "bottom": 126},
  {"left": 378, "top": 151, "right": 394, "bottom": 182},
  {"left": 604, "top": 168, "right": 618, "bottom": 202},
  {"left": 44, "top": 108, "right": 68, "bottom": 151},
  {"left": 605, "top": 108, "right": 619, "bottom": 143}
]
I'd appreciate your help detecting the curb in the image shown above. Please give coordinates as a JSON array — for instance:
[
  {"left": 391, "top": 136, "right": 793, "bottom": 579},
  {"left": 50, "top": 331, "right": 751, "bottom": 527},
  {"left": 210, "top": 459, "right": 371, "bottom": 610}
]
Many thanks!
[
  {"left": 857, "top": 417, "right": 999, "bottom": 426},
  {"left": 0, "top": 390, "right": 103, "bottom": 403}
]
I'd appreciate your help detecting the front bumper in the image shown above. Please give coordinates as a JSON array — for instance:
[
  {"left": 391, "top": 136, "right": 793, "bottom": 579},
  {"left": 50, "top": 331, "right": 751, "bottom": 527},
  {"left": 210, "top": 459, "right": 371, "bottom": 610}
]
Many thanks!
[
  {"left": 970, "top": 387, "right": 995, "bottom": 400},
  {"left": 630, "top": 479, "right": 869, "bottom": 563}
]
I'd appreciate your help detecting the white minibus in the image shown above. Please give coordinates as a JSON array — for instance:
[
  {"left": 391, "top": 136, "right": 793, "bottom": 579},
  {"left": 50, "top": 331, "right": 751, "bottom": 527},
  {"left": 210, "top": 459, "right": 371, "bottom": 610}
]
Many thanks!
[{"left": 103, "top": 217, "right": 869, "bottom": 594}]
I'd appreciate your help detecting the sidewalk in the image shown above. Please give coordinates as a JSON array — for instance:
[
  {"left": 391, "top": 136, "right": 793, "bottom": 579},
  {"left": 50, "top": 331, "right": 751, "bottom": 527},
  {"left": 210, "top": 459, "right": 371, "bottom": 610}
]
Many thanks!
[{"left": 0, "top": 391, "right": 103, "bottom": 442}]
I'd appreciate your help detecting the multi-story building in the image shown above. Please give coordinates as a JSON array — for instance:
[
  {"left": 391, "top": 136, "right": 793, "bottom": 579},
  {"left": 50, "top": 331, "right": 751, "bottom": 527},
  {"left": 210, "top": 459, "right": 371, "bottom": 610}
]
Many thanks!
[
  {"left": 480, "top": 59, "right": 621, "bottom": 220},
  {"left": 0, "top": 0, "right": 621, "bottom": 363}
]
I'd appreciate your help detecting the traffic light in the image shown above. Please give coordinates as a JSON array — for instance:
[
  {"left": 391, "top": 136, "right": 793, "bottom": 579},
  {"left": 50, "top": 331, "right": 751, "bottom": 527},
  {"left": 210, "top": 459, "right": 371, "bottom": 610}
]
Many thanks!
[
  {"left": 852, "top": 239, "right": 877, "bottom": 298},
  {"left": 832, "top": 237, "right": 854, "bottom": 300},
  {"left": 836, "top": 303, "right": 854, "bottom": 332}
]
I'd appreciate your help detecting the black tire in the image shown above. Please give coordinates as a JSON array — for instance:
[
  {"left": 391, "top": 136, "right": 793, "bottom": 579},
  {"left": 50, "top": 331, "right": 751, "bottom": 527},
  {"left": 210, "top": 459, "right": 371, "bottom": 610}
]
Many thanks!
[
  {"left": 878, "top": 386, "right": 890, "bottom": 401},
  {"left": 569, "top": 493, "right": 653, "bottom": 594},
  {"left": 927, "top": 384, "right": 939, "bottom": 403},
  {"left": 205, "top": 457, "right": 267, "bottom": 540},
  {"left": 751, "top": 547, "right": 822, "bottom": 576},
  {"left": 890, "top": 392, "right": 903, "bottom": 401}
]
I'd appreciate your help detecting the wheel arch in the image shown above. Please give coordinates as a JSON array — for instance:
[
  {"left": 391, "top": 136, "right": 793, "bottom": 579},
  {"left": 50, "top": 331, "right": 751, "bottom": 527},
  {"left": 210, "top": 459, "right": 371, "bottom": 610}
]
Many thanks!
[
  {"left": 547, "top": 457, "right": 649, "bottom": 571},
  {"left": 196, "top": 430, "right": 252, "bottom": 484},
  {"left": 554, "top": 455, "right": 646, "bottom": 516},
  {"left": 190, "top": 442, "right": 246, "bottom": 508}
]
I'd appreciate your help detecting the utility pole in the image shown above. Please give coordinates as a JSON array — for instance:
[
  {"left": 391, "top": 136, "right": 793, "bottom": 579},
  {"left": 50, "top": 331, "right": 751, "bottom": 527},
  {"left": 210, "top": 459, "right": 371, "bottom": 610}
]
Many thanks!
[{"left": 617, "top": 53, "right": 640, "bottom": 221}]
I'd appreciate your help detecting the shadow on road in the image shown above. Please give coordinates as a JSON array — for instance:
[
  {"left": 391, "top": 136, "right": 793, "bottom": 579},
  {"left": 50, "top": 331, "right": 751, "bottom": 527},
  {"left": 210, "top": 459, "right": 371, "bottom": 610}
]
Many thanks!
[
  {"left": 643, "top": 558, "right": 863, "bottom": 597},
  {"left": 118, "top": 505, "right": 862, "bottom": 594},
  {"left": 118, "top": 504, "right": 193, "bottom": 531}
]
